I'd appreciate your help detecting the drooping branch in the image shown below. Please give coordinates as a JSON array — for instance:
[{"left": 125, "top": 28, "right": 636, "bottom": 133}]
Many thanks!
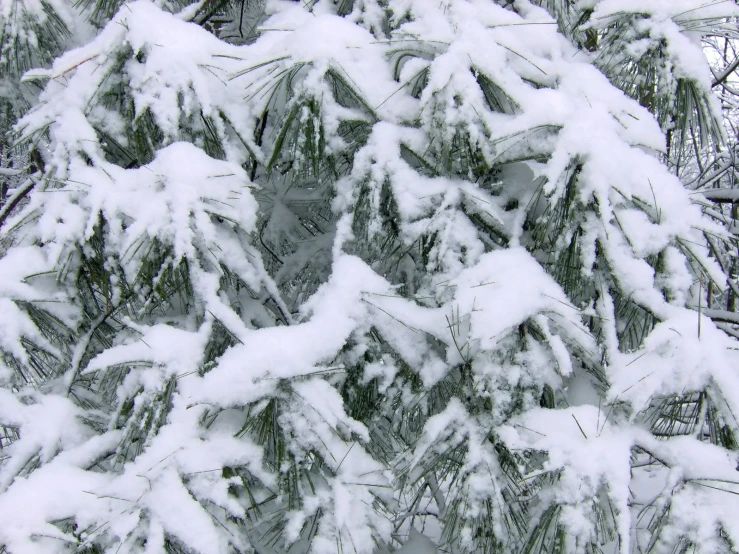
[{"left": 0, "top": 177, "right": 35, "bottom": 229}]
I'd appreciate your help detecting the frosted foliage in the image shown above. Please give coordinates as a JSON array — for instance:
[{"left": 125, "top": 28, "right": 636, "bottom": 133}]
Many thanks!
[
  {"left": 18, "top": 1, "right": 265, "bottom": 170},
  {"left": 582, "top": 0, "right": 739, "bottom": 147},
  {"left": 0, "top": 0, "right": 738, "bottom": 553},
  {"left": 0, "top": 0, "right": 84, "bottom": 78}
]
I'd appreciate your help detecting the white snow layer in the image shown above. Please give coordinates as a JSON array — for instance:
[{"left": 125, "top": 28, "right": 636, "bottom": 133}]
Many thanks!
[{"left": 1, "top": 0, "right": 739, "bottom": 552}]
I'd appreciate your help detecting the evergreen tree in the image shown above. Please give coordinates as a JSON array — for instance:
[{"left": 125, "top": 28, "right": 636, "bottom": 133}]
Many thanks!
[{"left": 1, "top": 0, "right": 739, "bottom": 553}]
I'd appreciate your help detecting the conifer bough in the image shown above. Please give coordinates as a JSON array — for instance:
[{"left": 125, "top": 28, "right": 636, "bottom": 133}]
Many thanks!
[{"left": 1, "top": 0, "right": 739, "bottom": 553}]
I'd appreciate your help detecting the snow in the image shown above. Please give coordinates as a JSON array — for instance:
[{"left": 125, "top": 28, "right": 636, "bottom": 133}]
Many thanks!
[
  {"left": 0, "top": 246, "right": 64, "bottom": 377},
  {"left": 1, "top": 0, "right": 739, "bottom": 552},
  {"left": 609, "top": 310, "right": 739, "bottom": 419},
  {"left": 144, "top": 467, "right": 227, "bottom": 554},
  {"left": 195, "top": 254, "right": 390, "bottom": 405},
  {"left": 501, "top": 405, "right": 635, "bottom": 552},
  {"left": 0, "top": 432, "right": 122, "bottom": 554}
]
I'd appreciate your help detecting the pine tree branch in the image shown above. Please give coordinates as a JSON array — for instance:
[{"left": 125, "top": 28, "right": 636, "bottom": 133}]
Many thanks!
[
  {"left": 712, "top": 55, "right": 739, "bottom": 88},
  {"left": 699, "top": 188, "right": 739, "bottom": 202},
  {"left": 63, "top": 294, "right": 132, "bottom": 394},
  {"left": 0, "top": 168, "right": 26, "bottom": 176},
  {"left": 694, "top": 308, "right": 739, "bottom": 325},
  {"left": 0, "top": 177, "right": 35, "bottom": 230}
]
